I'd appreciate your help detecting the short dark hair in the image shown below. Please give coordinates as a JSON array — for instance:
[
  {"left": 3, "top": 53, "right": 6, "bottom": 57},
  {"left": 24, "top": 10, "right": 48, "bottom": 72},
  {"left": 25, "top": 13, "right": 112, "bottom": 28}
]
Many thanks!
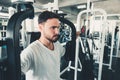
[{"left": 38, "top": 11, "right": 60, "bottom": 24}]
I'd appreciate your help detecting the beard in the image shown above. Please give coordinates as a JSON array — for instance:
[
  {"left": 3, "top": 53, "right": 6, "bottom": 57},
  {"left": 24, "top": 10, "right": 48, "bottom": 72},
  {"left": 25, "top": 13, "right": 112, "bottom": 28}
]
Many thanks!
[{"left": 46, "top": 34, "right": 60, "bottom": 42}]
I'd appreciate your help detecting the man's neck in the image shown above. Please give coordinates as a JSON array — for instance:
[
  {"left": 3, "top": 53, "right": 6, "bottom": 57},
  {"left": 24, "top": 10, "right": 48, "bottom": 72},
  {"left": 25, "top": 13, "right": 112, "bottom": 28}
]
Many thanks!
[{"left": 39, "top": 38, "right": 54, "bottom": 50}]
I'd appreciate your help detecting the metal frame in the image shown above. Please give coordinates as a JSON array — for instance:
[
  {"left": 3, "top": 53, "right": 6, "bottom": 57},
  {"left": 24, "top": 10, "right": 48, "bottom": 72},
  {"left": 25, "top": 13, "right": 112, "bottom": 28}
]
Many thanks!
[
  {"left": 76, "top": 8, "right": 107, "bottom": 80},
  {"left": 6, "top": 3, "right": 34, "bottom": 80}
]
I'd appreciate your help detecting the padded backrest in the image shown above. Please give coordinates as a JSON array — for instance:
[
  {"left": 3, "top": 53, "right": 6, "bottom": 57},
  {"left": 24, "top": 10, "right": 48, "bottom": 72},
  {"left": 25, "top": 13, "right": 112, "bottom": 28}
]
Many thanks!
[{"left": 30, "top": 32, "right": 41, "bottom": 43}]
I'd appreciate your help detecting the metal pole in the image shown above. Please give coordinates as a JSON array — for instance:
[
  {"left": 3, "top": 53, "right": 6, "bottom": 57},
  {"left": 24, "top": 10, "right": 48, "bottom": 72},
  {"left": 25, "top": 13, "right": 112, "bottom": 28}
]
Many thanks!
[
  {"left": 108, "top": 24, "right": 115, "bottom": 69},
  {"left": 76, "top": 8, "right": 107, "bottom": 80},
  {"left": 98, "top": 15, "right": 107, "bottom": 80}
]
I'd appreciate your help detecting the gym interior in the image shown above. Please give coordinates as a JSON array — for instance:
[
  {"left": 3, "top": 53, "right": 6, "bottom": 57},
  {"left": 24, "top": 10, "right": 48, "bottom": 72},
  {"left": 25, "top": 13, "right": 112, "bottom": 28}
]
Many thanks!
[{"left": 0, "top": 0, "right": 120, "bottom": 80}]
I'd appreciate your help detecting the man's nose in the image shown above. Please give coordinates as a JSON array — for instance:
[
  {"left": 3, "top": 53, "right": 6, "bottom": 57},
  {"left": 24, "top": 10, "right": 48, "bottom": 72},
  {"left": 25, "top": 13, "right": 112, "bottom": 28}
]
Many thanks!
[{"left": 55, "top": 28, "right": 59, "bottom": 34}]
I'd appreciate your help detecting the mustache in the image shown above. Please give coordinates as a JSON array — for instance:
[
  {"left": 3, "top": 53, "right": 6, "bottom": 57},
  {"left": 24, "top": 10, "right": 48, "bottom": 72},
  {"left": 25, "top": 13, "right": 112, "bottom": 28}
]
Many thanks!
[{"left": 53, "top": 34, "right": 60, "bottom": 38}]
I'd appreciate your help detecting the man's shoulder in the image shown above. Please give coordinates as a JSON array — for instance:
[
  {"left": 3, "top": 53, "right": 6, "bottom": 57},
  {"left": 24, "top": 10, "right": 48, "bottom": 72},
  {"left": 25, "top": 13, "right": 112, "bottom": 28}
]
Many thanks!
[{"left": 23, "top": 40, "right": 39, "bottom": 50}]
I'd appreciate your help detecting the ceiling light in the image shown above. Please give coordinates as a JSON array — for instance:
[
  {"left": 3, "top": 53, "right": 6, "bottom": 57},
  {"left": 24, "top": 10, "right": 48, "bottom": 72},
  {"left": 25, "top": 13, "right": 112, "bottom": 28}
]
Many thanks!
[
  {"left": 77, "top": 5, "right": 86, "bottom": 9},
  {"left": 11, "top": 0, "right": 34, "bottom": 3},
  {"left": 0, "top": 6, "right": 2, "bottom": 11}
]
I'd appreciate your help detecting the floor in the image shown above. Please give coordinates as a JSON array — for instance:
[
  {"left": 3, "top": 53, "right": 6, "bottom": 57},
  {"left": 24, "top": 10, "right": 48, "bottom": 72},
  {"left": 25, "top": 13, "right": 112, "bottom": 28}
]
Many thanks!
[{"left": 60, "top": 56, "right": 120, "bottom": 80}]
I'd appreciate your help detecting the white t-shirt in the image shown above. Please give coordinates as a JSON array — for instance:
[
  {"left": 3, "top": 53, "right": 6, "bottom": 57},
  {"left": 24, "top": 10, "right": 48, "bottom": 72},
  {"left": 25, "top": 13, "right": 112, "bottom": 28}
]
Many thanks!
[{"left": 20, "top": 40, "right": 65, "bottom": 80}]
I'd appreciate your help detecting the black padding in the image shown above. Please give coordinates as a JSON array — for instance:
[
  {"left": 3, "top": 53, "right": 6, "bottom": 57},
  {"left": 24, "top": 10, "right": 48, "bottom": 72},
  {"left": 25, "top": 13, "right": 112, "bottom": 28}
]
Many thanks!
[
  {"left": 103, "top": 45, "right": 110, "bottom": 63},
  {"left": 79, "top": 39, "right": 94, "bottom": 80},
  {"left": 30, "top": 32, "right": 41, "bottom": 43},
  {"left": 64, "top": 41, "right": 76, "bottom": 61}
]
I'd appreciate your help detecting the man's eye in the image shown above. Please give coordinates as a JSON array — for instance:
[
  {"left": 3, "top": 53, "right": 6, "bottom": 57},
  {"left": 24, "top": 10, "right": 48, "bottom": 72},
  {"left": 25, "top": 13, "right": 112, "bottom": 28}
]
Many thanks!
[
  {"left": 51, "top": 26, "right": 59, "bottom": 29},
  {"left": 52, "top": 26, "right": 56, "bottom": 29}
]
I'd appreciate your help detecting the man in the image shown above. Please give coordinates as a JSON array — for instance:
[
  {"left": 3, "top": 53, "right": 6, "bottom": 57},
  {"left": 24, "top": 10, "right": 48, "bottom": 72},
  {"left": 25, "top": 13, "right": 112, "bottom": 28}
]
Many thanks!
[{"left": 20, "top": 11, "right": 65, "bottom": 80}]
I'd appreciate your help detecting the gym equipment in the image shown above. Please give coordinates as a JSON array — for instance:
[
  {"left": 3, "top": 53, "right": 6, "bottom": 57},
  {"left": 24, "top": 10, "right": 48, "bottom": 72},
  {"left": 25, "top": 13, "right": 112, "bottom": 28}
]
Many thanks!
[
  {"left": 76, "top": 6, "right": 107, "bottom": 80},
  {"left": 0, "top": 37, "right": 7, "bottom": 80},
  {"left": 0, "top": 58, "right": 7, "bottom": 80},
  {"left": 107, "top": 16, "right": 120, "bottom": 69},
  {"left": 59, "top": 17, "right": 76, "bottom": 61},
  {"left": 0, "top": 19, "right": 7, "bottom": 80},
  {"left": 78, "top": 37, "right": 94, "bottom": 80},
  {"left": 0, "top": 2, "right": 34, "bottom": 80}
]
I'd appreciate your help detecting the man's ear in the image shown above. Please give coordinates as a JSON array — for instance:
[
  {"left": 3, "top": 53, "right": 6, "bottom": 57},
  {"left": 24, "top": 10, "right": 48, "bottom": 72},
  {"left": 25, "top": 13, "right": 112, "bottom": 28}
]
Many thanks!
[{"left": 38, "top": 24, "right": 43, "bottom": 32}]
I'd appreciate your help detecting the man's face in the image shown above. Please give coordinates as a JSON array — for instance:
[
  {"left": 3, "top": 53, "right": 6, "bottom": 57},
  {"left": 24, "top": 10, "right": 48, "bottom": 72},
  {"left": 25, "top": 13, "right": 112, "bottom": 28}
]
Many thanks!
[{"left": 40, "top": 18, "right": 60, "bottom": 42}]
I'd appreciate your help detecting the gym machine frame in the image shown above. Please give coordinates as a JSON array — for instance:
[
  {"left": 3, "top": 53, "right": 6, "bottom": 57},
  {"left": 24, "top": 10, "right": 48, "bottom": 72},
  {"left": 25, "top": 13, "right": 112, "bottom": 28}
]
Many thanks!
[
  {"left": 106, "top": 14, "right": 120, "bottom": 69},
  {"left": 76, "top": 8, "right": 107, "bottom": 80},
  {"left": 59, "top": 17, "right": 82, "bottom": 79},
  {"left": 6, "top": 2, "right": 34, "bottom": 80}
]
